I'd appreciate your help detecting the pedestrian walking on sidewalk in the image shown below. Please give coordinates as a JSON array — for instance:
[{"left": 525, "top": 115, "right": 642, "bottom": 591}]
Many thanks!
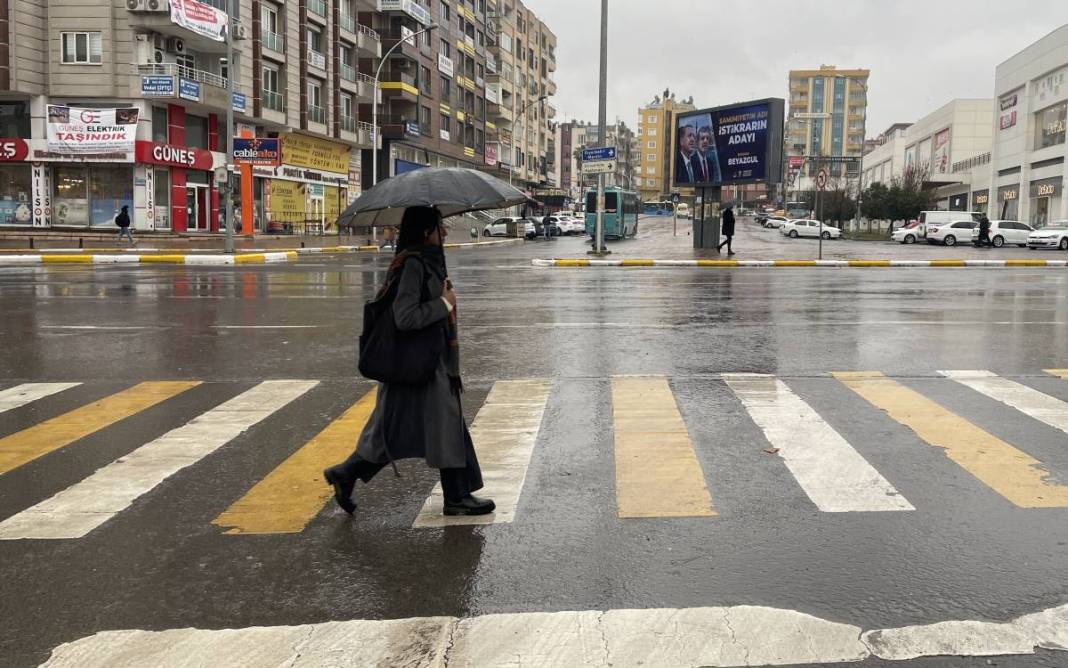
[
  {"left": 380, "top": 225, "right": 395, "bottom": 250},
  {"left": 115, "top": 205, "right": 135, "bottom": 245},
  {"left": 324, "top": 206, "right": 495, "bottom": 517},
  {"left": 718, "top": 203, "right": 736, "bottom": 255},
  {"left": 976, "top": 215, "right": 991, "bottom": 248}
]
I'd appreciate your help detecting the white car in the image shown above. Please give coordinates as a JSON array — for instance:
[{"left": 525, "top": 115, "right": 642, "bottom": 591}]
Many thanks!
[
  {"left": 926, "top": 219, "right": 977, "bottom": 247},
  {"left": 763, "top": 216, "right": 788, "bottom": 229},
  {"left": 556, "top": 214, "right": 586, "bottom": 235},
  {"left": 892, "top": 222, "right": 923, "bottom": 244},
  {"left": 971, "top": 220, "right": 1034, "bottom": 248},
  {"left": 483, "top": 216, "right": 522, "bottom": 237},
  {"left": 1027, "top": 222, "right": 1068, "bottom": 251},
  {"left": 781, "top": 219, "right": 841, "bottom": 239}
]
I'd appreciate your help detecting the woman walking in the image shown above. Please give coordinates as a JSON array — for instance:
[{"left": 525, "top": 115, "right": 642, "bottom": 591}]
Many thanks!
[{"left": 324, "top": 206, "right": 495, "bottom": 517}]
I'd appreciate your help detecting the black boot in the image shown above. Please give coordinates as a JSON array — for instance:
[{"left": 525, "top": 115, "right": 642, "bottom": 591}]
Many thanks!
[
  {"left": 323, "top": 466, "right": 357, "bottom": 514},
  {"left": 443, "top": 494, "right": 496, "bottom": 516}
]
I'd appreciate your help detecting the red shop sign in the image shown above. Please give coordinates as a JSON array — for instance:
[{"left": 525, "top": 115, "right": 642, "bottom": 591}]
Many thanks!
[
  {"left": 0, "top": 138, "right": 29, "bottom": 162},
  {"left": 135, "top": 140, "right": 213, "bottom": 170}
]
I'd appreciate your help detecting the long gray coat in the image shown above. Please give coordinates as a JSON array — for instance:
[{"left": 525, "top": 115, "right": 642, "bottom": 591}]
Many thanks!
[{"left": 356, "top": 257, "right": 468, "bottom": 469}]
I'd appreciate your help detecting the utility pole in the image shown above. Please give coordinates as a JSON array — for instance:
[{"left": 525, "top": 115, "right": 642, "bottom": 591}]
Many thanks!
[
  {"left": 223, "top": 0, "right": 236, "bottom": 254},
  {"left": 591, "top": 0, "right": 608, "bottom": 255}
]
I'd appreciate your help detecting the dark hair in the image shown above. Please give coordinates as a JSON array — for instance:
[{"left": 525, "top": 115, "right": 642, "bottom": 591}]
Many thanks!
[
  {"left": 678, "top": 125, "right": 695, "bottom": 148},
  {"left": 396, "top": 206, "right": 442, "bottom": 252}
]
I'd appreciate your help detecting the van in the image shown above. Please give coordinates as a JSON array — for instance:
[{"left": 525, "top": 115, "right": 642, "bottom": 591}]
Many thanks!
[
  {"left": 676, "top": 203, "right": 690, "bottom": 218},
  {"left": 918, "top": 211, "right": 981, "bottom": 239}
]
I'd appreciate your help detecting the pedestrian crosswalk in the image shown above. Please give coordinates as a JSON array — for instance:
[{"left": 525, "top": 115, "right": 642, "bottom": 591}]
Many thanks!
[{"left": 1, "top": 370, "right": 1068, "bottom": 540}]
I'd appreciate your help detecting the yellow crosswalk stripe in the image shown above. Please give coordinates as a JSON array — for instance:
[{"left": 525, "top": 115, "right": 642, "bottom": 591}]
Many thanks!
[
  {"left": 1044, "top": 369, "right": 1068, "bottom": 381},
  {"left": 835, "top": 371, "right": 1068, "bottom": 508},
  {"left": 212, "top": 389, "right": 377, "bottom": 534},
  {"left": 611, "top": 376, "right": 715, "bottom": 518},
  {"left": 0, "top": 381, "right": 200, "bottom": 476}
]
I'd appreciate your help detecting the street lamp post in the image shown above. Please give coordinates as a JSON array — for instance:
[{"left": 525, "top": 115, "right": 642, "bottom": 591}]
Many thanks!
[
  {"left": 222, "top": 0, "right": 241, "bottom": 254},
  {"left": 510, "top": 94, "right": 548, "bottom": 190},
  {"left": 370, "top": 22, "right": 438, "bottom": 240}
]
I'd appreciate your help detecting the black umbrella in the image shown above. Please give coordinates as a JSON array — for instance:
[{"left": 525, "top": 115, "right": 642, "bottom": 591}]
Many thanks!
[{"left": 337, "top": 167, "right": 538, "bottom": 228}]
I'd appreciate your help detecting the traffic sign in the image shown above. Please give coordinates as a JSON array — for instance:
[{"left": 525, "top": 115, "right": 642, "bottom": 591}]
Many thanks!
[
  {"left": 670, "top": 192, "right": 681, "bottom": 204},
  {"left": 816, "top": 169, "right": 828, "bottom": 191},
  {"left": 581, "top": 159, "right": 616, "bottom": 175},
  {"left": 581, "top": 146, "right": 616, "bottom": 162}
]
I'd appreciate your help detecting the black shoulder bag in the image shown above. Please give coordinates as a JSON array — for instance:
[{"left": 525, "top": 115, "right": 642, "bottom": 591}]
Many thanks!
[{"left": 358, "top": 256, "right": 446, "bottom": 384}]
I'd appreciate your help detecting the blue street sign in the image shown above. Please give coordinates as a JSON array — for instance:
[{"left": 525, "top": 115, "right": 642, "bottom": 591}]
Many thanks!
[
  {"left": 178, "top": 78, "right": 201, "bottom": 103},
  {"left": 582, "top": 146, "right": 616, "bottom": 162},
  {"left": 140, "top": 75, "right": 175, "bottom": 97}
]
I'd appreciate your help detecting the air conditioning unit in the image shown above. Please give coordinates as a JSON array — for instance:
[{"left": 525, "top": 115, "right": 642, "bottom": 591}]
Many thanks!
[
  {"left": 231, "top": 23, "right": 248, "bottom": 41},
  {"left": 127, "top": 0, "right": 167, "bottom": 12},
  {"left": 154, "top": 50, "right": 177, "bottom": 64},
  {"left": 165, "top": 37, "right": 184, "bottom": 54}
]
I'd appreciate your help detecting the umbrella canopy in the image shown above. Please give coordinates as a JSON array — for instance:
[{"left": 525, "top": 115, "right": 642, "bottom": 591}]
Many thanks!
[{"left": 337, "top": 167, "right": 538, "bottom": 228}]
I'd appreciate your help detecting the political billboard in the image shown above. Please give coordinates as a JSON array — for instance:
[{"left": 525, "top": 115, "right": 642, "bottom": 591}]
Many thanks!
[{"left": 673, "top": 98, "right": 784, "bottom": 187}]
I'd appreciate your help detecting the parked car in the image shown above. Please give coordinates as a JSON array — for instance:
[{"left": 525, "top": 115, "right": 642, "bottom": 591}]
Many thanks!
[
  {"left": 483, "top": 216, "right": 522, "bottom": 237},
  {"left": 918, "top": 210, "right": 981, "bottom": 240},
  {"left": 1028, "top": 221, "right": 1068, "bottom": 251},
  {"left": 676, "top": 203, "right": 691, "bottom": 218},
  {"left": 557, "top": 214, "right": 586, "bottom": 235},
  {"left": 892, "top": 221, "right": 923, "bottom": 244},
  {"left": 926, "top": 219, "right": 977, "bottom": 246},
  {"left": 781, "top": 219, "right": 841, "bottom": 239},
  {"left": 755, "top": 212, "right": 769, "bottom": 224},
  {"left": 763, "top": 216, "right": 788, "bottom": 229},
  {"left": 971, "top": 220, "right": 1033, "bottom": 248}
]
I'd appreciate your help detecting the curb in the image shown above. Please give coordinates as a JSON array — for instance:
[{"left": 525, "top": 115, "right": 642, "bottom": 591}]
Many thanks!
[
  {"left": 532, "top": 258, "right": 1068, "bottom": 268},
  {"left": 0, "top": 238, "right": 523, "bottom": 266}
]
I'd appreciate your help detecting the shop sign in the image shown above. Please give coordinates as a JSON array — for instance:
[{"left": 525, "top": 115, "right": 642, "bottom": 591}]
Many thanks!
[
  {"left": 232, "top": 92, "right": 247, "bottom": 113},
  {"left": 1033, "top": 66, "right": 1067, "bottom": 107},
  {"left": 170, "top": 0, "right": 227, "bottom": 43},
  {"left": 252, "top": 164, "right": 347, "bottom": 187},
  {"left": 136, "top": 140, "right": 214, "bottom": 170},
  {"left": 973, "top": 191, "right": 990, "bottom": 206},
  {"left": 233, "top": 137, "right": 281, "bottom": 166},
  {"left": 46, "top": 105, "right": 138, "bottom": 156},
  {"left": 438, "top": 53, "right": 454, "bottom": 77},
  {"left": 0, "top": 138, "right": 29, "bottom": 162},
  {"left": 279, "top": 133, "right": 351, "bottom": 173},
  {"left": 1030, "top": 178, "right": 1062, "bottom": 198},
  {"left": 141, "top": 75, "right": 176, "bottom": 97},
  {"left": 440, "top": 129, "right": 450, "bottom": 141},
  {"left": 404, "top": 120, "right": 420, "bottom": 137},
  {"left": 999, "top": 185, "right": 1018, "bottom": 201},
  {"left": 484, "top": 142, "right": 498, "bottom": 167},
  {"left": 32, "top": 163, "right": 51, "bottom": 227},
  {"left": 1000, "top": 94, "right": 1018, "bottom": 111},
  {"left": 179, "top": 78, "right": 201, "bottom": 102},
  {"left": 1000, "top": 110, "right": 1017, "bottom": 131},
  {"left": 307, "top": 183, "right": 325, "bottom": 197}
]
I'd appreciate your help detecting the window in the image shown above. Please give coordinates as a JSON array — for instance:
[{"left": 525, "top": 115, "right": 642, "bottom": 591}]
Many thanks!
[
  {"left": 647, "top": 128, "right": 656, "bottom": 137},
  {"left": 61, "top": 32, "right": 102, "bottom": 64},
  {"left": 308, "top": 27, "right": 322, "bottom": 53},
  {"left": 151, "top": 107, "right": 169, "bottom": 144},
  {"left": 261, "top": 4, "right": 279, "bottom": 35},
  {"left": 440, "top": 1, "right": 450, "bottom": 21},
  {"left": 440, "top": 76, "right": 451, "bottom": 104},
  {"left": 153, "top": 168, "right": 170, "bottom": 229},
  {"left": 0, "top": 102, "right": 29, "bottom": 138},
  {"left": 262, "top": 64, "right": 280, "bottom": 93},
  {"left": 341, "top": 93, "right": 354, "bottom": 120},
  {"left": 647, "top": 115, "right": 656, "bottom": 123},
  {"left": 419, "top": 65, "right": 432, "bottom": 96},
  {"left": 185, "top": 114, "right": 209, "bottom": 149},
  {"left": 308, "top": 79, "right": 324, "bottom": 123},
  {"left": 420, "top": 105, "right": 431, "bottom": 136},
  {"left": 476, "top": 128, "right": 484, "bottom": 152},
  {"left": 440, "top": 39, "right": 451, "bottom": 59},
  {"left": 646, "top": 154, "right": 656, "bottom": 162},
  {"left": 1035, "top": 101, "right": 1067, "bottom": 150},
  {"left": 440, "top": 113, "right": 451, "bottom": 136}
]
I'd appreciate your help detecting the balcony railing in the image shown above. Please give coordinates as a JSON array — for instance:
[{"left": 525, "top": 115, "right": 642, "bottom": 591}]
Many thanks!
[
  {"left": 358, "top": 120, "right": 374, "bottom": 135},
  {"left": 340, "top": 14, "right": 356, "bottom": 32},
  {"left": 308, "top": 0, "right": 326, "bottom": 16},
  {"left": 341, "top": 115, "right": 357, "bottom": 132},
  {"left": 359, "top": 23, "right": 380, "bottom": 42},
  {"left": 263, "top": 30, "right": 284, "bottom": 52},
  {"left": 263, "top": 90, "right": 284, "bottom": 112},
  {"left": 137, "top": 63, "right": 228, "bottom": 89},
  {"left": 309, "top": 105, "right": 326, "bottom": 124}
]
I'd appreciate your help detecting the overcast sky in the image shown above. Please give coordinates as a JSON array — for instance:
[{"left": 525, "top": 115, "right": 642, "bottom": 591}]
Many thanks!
[{"left": 529, "top": 0, "right": 1068, "bottom": 137}]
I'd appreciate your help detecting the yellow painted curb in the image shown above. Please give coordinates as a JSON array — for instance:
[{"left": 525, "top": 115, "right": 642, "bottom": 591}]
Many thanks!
[
  {"left": 620, "top": 259, "right": 656, "bottom": 266},
  {"left": 41, "top": 255, "right": 94, "bottom": 264},
  {"left": 773, "top": 260, "right": 817, "bottom": 267},
  {"left": 1005, "top": 259, "right": 1049, "bottom": 267},
  {"left": 234, "top": 253, "right": 267, "bottom": 264},
  {"left": 139, "top": 255, "right": 189, "bottom": 264},
  {"left": 695, "top": 260, "right": 739, "bottom": 267},
  {"left": 555, "top": 259, "right": 591, "bottom": 267},
  {"left": 848, "top": 260, "right": 892, "bottom": 267}
]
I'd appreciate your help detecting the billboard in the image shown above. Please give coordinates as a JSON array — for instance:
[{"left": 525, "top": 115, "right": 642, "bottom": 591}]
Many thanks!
[
  {"left": 673, "top": 98, "right": 784, "bottom": 186},
  {"left": 170, "top": 0, "right": 227, "bottom": 42},
  {"left": 233, "top": 138, "right": 281, "bottom": 166},
  {"left": 46, "top": 105, "right": 138, "bottom": 156},
  {"left": 932, "top": 128, "right": 951, "bottom": 174}
]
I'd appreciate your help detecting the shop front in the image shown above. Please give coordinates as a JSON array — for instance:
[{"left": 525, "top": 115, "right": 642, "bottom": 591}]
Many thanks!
[
  {"left": 0, "top": 138, "right": 32, "bottom": 225},
  {"left": 134, "top": 140, "right": 220, "bottom": 232},
  {"left": 1029, "top": 176, "right": 1063, "bottom": 227},
  {"left": 997, "top": 183, "right": 1020, "bottom": 220},
  {"left": 252, "top": 133, "right": 350, "bottom": 234},
  {"left": 948, "top": 192, "right": 968, "bottom": 211},
  {"left": 972, "top": 189, "right": 990, "bottom": 215}
]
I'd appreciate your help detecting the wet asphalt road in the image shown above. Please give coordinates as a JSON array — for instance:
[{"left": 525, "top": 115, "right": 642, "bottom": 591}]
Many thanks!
[{"left": 2, "top": 216, "right": 1068, "bottom": 666}]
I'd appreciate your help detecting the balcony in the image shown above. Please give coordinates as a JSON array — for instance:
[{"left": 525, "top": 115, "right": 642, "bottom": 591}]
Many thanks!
[
  {"left": 127, "top": 9, "right": 230, "bottom": 54},
  {"left": 381, "top": 32, "right": 421, "bottom": 60},
  {"left": 263, "top": 90, "right": 284, "bottom": 112},
  {"left": 378, "top": 0, "right": 433, "bottom": 26},
  {"left": 308, "top": 0, "right": 326, "bottom": 18},
  {"left": 341, "top": 115, "right": 357, "bottom": 132},
  {"left": 340, "top": 67, "right": 375, "bottom": 101},
  {"left": 308, "top": 49, "right": 327, "bottom": 71},
  {"left": 341, "top": 14, "right": 356, "bottom": 32},
  {"left": 135, "top": 63, "right": 233, "bottom": 110},
  {"left": 357, "top": 23, "right": 381, "bottom": 57},
  {"left": 308, "top": 105, "right": 326, "bottom": 124},
  {"left": 547, "top": 49, "right": 555, "bottom": 72},
  {"left": 381, "top": 115, "right": 422, "bottom": 140},
  {"left": 263, "top": 30, "right": 284, "bottom": 54},
  {"left": 379, "top": 71, "right": 418, "bottom": 102}
]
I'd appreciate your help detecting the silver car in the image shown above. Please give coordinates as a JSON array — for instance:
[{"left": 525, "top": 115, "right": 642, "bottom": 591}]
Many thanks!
[{"left": 1027, "top": 221, "right": 1068, "bottom": 251}]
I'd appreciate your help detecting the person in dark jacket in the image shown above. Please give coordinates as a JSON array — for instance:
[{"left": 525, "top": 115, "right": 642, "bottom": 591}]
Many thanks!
[
  {"left": 115, "top": 205, "right": 134, "bottom": 245},
  {"left": 718, "top": 203, "right": 736, "bottom": 254},
  {"left": 976, "top": 215, "right": 991, "bottom": 247},
  {"left": 324, "top": 206, "right": 494, "bottom": 517}
]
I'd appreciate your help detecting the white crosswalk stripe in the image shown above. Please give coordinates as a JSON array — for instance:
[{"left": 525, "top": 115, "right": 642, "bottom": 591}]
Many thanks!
[
  {"left": 940, "top": 369, "right": 1068, "bottom": 436},
  {"left": 723, "top": 373, "right": 914, "bottom": 513},
  {"left": 0, "top": 381, "right": 318, "bottom": 540},
  {"left": 0, "top": 383, "right": 80, "bottom": 414},
  {"left": 412, "top": 379, "right": 551, "bottom": 527}
]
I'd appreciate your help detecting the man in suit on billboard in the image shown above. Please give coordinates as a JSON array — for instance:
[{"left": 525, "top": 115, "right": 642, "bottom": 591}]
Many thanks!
[
  {"left": 675, "top": 125, "right": 697, "bottom": 184},
  {"left": 695, "top": 126, "right": 722, "bottom": 183}
]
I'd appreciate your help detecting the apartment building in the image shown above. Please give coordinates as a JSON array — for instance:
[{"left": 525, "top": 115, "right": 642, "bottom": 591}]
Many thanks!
[
  {"left": 787, "top": 65, "right": 870, "bottom": 191},
  {"left": 483, "top": 0, "right": 557, "bottom": 190},
  {"left": 636, "top": 90, "right": 696, "bottom": 202},
  {"left": 0, "top": 0, "right": 558, "bottom": 233},
  {"left": 557, "top": 119, "right": 637, "bottom": 200}
]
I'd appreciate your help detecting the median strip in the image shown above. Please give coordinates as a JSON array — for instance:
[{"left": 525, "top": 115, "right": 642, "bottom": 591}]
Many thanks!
[{"left": 532, "top": 258, "right": 1068, "bottom": 268}]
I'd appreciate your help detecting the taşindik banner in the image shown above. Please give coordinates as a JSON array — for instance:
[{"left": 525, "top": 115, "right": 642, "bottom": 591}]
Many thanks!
[
  {"left": 674, "top": 98, "right": 785, "bottom": 186},
  {"left": 46, "top": 105, "right": 139, "bottom": 155},
  {"left": 170, "top": 0, "right": 227, "bottom": 42}
]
